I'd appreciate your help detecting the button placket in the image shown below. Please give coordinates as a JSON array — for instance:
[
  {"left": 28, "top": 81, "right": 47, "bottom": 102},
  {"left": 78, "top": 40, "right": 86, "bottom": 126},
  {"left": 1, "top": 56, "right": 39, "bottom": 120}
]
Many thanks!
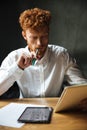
[{"left": 39, "top": 65, "right": 45, "bottom": 97}]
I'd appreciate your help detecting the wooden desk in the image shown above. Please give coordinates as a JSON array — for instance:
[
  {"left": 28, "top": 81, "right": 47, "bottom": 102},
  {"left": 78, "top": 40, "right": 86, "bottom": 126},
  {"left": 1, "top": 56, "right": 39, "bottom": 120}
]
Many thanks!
[{"left": 0, "top": 98, "right": 87, "bottom": 130}]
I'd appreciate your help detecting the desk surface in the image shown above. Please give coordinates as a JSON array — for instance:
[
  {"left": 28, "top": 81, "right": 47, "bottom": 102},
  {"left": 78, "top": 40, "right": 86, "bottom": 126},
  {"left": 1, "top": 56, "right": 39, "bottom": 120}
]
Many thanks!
[{"left": 0, "top": 98, "right": 87, "bottom": 130}]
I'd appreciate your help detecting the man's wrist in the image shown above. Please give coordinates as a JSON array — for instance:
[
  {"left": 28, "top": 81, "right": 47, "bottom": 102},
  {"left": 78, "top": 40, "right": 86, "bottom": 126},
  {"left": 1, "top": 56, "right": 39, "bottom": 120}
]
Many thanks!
[{"left": 17, "top": 64, "right": 24, "bottom": 70}]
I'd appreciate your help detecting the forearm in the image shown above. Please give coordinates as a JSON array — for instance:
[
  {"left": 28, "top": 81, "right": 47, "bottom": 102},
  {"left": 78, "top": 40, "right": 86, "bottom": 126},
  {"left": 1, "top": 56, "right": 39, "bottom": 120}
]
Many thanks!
[
  {"left": 65, "top": 65, "right": 87, "bottom": 85},
  {"left": 0, "top": 63, "right": 24, "bottom": 95}
]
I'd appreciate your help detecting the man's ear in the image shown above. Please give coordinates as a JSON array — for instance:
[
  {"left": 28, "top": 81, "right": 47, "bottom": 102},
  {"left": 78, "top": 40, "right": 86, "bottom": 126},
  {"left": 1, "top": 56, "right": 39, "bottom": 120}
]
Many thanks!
[{"left": 22, "top": 31, "right": 27, "bottom": 40}]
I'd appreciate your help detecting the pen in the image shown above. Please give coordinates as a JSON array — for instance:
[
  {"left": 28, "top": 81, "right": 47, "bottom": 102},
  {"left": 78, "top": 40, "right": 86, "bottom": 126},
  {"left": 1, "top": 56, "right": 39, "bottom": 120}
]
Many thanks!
[{"left": 32, "top": 49, "right": 38, "bottom": 65}]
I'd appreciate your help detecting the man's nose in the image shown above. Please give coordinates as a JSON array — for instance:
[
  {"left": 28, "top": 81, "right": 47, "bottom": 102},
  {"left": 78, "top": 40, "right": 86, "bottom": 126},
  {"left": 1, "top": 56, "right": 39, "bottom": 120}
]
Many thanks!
[{"left": 37, "top": 39, "right": 42, "bottom": 46}]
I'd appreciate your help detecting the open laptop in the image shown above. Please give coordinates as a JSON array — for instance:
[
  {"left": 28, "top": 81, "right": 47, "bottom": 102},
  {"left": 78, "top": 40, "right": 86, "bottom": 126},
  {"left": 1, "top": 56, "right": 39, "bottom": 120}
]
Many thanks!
[{"left": 54, "top": 84, "right": 87, "bottom": 112}]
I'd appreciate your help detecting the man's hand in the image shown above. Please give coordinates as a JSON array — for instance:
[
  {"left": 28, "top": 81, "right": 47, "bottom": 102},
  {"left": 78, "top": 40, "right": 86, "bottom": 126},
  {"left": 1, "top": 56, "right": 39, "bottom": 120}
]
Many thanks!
[
  {"left": 17, "top": 52, "right": 35, "bottom": 70},
  {"left": 78, "top": 98, "right": 87, "bottom": 112}
]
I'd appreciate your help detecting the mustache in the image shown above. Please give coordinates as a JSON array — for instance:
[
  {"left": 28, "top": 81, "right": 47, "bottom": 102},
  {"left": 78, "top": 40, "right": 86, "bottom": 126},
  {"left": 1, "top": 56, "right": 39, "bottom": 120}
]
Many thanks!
[{"left": 36, "top": 45, "right": 47, "bottom": 50}]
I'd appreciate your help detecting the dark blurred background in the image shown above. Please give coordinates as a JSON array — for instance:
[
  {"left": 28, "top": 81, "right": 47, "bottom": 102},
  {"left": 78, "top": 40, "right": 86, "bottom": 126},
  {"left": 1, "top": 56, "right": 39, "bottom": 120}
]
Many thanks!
[{"left": 0, "top": 0, "right": 87, "bottom": 77}]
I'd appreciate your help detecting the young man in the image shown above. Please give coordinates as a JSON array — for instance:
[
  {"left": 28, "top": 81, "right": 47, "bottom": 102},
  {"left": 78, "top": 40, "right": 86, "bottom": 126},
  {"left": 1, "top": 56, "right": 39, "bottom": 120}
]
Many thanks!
[{"left": 0, "top": 8, "right": 87, "bottom": 100}]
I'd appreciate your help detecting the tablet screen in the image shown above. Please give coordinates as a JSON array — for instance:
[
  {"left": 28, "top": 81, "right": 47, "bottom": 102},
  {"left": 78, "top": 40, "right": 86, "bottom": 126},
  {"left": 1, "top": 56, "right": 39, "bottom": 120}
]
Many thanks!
[{"left": 18, "top": 107, "right": 53, "bottom": 123}]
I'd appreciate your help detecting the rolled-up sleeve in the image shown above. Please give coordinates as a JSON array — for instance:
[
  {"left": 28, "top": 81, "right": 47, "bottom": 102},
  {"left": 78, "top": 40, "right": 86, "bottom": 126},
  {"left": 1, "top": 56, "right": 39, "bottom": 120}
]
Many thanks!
[
  {"left": 65, "top": 52, "right": 87, "bottom": 85},
  {"left": 0, "top": 51, "right": 24, "bottom": 95}
]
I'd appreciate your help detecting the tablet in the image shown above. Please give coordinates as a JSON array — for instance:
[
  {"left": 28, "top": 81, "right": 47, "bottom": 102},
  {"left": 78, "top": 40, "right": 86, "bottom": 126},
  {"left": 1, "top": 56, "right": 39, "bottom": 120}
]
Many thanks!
[
  {"left": 18, "top": 106, "right": 53, "bottom": 123},
  {"left": 54, "top": 84, "right": 87, "bottom": 112}
]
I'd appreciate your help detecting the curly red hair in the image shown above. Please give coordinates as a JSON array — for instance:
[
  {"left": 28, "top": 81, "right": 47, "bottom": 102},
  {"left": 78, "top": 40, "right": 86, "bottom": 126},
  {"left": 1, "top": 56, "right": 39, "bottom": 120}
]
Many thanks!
[{"left": 19, "top": 8, "right": 51, "bottom": 31}]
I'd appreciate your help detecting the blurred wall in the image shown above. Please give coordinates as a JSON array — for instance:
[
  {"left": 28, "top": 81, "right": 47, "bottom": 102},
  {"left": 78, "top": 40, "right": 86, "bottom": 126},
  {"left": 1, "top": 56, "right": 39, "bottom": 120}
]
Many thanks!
[{"left": 0, "top": 0, "right": 87, "bottom": 76}]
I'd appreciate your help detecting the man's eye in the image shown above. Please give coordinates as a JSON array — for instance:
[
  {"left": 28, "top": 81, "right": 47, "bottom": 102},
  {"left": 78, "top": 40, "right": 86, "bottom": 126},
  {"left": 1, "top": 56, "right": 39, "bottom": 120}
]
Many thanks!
[
  {"left": 42, "top": 35, "right": 48, "bottom": 39},
  {"left": 30, "top": 37, "right": 37, "bottom": 40}
]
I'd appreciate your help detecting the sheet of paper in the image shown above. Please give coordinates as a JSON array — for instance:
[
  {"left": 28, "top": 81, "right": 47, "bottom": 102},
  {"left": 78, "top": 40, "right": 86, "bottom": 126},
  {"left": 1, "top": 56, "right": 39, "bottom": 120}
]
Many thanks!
[{"left": 0, "top": 102, "right": 45, "bottom": 128}]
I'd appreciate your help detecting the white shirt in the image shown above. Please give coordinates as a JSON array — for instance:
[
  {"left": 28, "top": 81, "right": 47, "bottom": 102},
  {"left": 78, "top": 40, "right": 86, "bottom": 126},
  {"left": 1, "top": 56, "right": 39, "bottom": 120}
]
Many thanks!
[{"left": 0, "top": 44, "right": 87, "bottom": 97}]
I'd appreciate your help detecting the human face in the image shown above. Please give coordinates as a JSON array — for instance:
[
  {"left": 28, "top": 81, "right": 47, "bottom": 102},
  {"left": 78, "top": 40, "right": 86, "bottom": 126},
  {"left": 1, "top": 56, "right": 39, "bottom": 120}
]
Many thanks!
[{"left": 22, "top": 27, "right": 49, "bottom": 60}]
